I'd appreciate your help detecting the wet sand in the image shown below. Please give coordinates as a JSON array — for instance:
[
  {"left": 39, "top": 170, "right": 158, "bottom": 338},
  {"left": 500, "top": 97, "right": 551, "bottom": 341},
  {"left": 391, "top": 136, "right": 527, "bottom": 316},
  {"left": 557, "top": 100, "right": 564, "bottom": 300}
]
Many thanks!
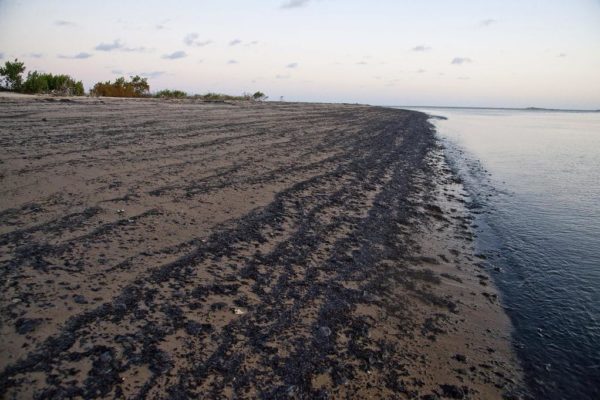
[{"left": 0, "top": 95, "right": 523, "bottom": 399}]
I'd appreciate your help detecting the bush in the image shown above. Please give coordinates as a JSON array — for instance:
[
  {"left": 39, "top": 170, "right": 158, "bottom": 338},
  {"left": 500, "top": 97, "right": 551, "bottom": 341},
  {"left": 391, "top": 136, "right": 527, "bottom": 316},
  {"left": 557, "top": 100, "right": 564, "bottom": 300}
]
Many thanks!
[
  {"left": 90, "top": 75, "right": 150, "bottom": 97},
  {"left": 198, "top": 92, "right": 243, "bottom": 101},
  {"left": 23, "top": 71, "right": 84, "bottom": 96},
  {"left": 155, "top": 89, "right": 187, "bottom": 98},
  {"left": 252, "top": 91, "right": 268, "bottom": 101},
  {"left": 0, "top": 58, "right": 26, "bottom": 91},
  {"left": 193, "top": 91, "right": 268, "bottom": 102}
]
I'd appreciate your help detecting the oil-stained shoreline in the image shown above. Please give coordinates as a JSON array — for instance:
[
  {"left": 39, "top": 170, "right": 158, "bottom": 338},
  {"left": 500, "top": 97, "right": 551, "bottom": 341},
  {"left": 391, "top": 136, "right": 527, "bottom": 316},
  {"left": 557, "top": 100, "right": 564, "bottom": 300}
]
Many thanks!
[{"left": 0, "top": 96, "right": 523, "bottom": 399}]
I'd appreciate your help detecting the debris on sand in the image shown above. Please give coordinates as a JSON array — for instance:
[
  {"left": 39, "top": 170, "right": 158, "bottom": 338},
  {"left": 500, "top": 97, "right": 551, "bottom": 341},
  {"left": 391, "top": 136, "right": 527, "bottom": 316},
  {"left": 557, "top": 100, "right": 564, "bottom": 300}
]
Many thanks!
[{"left": 0, "top": 98, "right": 524, "bottom": 399}]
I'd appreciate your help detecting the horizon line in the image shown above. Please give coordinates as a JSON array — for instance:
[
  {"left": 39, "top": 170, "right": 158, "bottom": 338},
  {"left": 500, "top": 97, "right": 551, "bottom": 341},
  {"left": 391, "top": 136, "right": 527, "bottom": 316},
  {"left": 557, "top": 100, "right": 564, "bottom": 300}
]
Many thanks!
[{"left": 388, "top": 104, "right": 600, "bottom": 113}]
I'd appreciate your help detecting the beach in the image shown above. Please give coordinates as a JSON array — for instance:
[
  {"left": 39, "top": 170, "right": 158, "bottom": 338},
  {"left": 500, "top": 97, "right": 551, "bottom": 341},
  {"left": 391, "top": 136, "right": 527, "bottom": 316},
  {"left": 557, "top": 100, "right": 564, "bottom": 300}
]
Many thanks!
[{"left": 0, "top": 96, "right": 523, "bottom": 399}]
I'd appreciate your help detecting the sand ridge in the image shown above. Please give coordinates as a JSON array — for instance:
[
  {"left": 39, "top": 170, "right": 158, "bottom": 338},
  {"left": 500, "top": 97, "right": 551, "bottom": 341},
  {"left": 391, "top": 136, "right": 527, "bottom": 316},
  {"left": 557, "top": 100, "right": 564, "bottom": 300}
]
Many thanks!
[{"left": 0, "top": 96, "right": 523, "bottom": 399}]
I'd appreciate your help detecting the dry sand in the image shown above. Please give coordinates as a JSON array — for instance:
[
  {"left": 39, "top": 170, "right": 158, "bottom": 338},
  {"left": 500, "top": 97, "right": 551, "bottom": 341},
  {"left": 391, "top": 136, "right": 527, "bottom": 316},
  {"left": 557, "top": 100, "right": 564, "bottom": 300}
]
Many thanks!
[{"left": 0, "top": 95, "right": 524, "bottom": 399}]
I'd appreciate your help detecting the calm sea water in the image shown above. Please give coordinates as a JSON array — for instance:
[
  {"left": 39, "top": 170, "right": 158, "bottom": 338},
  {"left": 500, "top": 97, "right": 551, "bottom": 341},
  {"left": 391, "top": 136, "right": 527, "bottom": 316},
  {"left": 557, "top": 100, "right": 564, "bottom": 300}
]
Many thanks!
[{"left": 405, "top": 107, "right": 600, "bottom": 399}]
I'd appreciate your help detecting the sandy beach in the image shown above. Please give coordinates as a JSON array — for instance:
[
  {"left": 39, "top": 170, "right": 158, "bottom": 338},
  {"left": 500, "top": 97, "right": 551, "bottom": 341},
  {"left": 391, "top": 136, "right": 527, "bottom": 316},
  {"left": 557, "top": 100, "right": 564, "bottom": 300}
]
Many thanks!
[{"left": 0, "top": 95, "right": 523, "bottom": 399}]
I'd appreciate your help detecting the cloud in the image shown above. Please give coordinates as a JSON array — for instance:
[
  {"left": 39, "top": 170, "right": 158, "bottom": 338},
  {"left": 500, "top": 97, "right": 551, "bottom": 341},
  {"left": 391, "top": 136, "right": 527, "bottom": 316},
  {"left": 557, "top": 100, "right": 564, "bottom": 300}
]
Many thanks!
[
  {"left": 281, "top": 0, "right": 310, "bottom": 9},
  {"left": 58, "top": 52, "right": 93, "bottom": 59},
  {"left": 139, "top": 71, "right": 166, "bottom": 78},
  {"left": 55, "top": 20, "right": 76, "bottom": 27},
  {"left": 162, "top": 51, "right": 187, "bottom": 59},
  {"left": 229, "top": 39, "right": 242, "bottom": 46},
  {"left": 184, "top": 33, "right": 212, "bottom": 47},
  {"left": 183, "top": 33, "right": 197, "bottom": 45},
  {"left": 480, "top": 19, "right": 497, "bottom": 27},
  {"left": 228, "top": 59, "right": 238, "bottom": 64},
  {"left": 110, "top": 69, "right": 165, "bottom": 79},
  {"left": 95, "top": 40, "right": 123, "bottom": 51},
  {"left": 95, "top": 40, "right": 148, "bottom": 53},
  {"left": 412, "top": 45, "right": 431, "bottom": 52},
  {"left": 27, "top": 53, "right": 43, "bottom": 58},
  {"left": 286, "top": 62, "right": 299, "bottom": 69},
  {"left": 122, "top": 46, "right": 150, "bottom": 53},
  {"left": 155, "top": 19, "right": 169, "bottom": 30},
  {"left": 0, "top": 53, "right": 4, "bottom": 60},
  {"left": 451, "top": 57, "right": 472, "bottom": 65}
]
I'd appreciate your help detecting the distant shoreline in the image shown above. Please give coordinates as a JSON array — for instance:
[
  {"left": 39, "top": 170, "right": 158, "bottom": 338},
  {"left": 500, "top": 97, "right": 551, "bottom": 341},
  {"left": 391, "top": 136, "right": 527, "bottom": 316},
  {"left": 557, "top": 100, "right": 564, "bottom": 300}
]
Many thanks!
[
  {"left": 393, "top": 104, "right": 600, "bottom": 113},
  {"left": 2, "top": 91, "right": 597, "bottom": 113}
]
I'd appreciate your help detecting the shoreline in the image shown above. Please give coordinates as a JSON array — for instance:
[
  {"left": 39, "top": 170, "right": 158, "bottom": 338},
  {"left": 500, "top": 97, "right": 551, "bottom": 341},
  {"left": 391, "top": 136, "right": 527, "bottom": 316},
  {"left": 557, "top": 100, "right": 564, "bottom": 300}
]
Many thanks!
[{"left": 0, "top": 97, "right": 523, "bottom": 398}]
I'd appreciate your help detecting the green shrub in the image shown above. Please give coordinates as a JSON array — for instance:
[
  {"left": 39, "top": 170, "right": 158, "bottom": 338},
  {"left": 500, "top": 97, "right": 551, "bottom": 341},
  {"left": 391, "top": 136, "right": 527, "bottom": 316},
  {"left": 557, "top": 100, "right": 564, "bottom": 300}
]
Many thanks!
[
  {"left": 90, "top": 75, "right": 149, "bottom": 97},
  {"left": 252, "top": 91, "right": 268, "bottom": 101},
  {"left": 22, "top": 71, "right": 48, "bottom": 93},
  {"left": 23, "top": 71, "right": 84, "bottom": 95},
  {"left": 194, "top": 91, "right": 267, "bottom": 102},
  {"left": 155, "top": 89, "right": 187, "bottom": 98},
  {"left": 198, "top": 92, "right": 240, "bottom": 101},
  {"left": 0, "top": 58, "right": 26, "bottom": 91}
]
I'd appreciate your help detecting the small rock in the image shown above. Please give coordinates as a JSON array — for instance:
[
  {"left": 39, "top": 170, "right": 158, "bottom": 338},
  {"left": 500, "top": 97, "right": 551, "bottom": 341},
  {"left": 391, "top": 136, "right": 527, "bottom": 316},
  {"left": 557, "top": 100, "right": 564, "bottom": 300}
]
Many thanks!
[
  {"left": 73, "top": 295, "right": 88, "bottom": 304},
  {"left": 185, "top": 321, "right": 202, "bottom": 335},
  {"left": 100, "top": 351, "right": 112, "bottom": 363},
  {"left": 15, "top": 318, "right": 42, "bottom": 334},
  {"left": 319, "top": 326, "right": 332, "bottom": 337},
  {"left": 114, "top": 302, "right": 127, "bottom": 313},
  {"left": 439, "top": 384, "right": 467, "bottom": 399},
  {"left": 287, "top": 385, "right": 298, "bottom": 396}
]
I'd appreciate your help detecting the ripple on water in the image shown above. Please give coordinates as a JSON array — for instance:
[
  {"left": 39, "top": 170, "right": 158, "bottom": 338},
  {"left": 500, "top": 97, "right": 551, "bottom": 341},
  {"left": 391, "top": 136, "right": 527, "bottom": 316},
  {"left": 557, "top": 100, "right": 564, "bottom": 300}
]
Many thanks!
[{"left": 405, "top": 107, "right": 600, "bottom": 400}]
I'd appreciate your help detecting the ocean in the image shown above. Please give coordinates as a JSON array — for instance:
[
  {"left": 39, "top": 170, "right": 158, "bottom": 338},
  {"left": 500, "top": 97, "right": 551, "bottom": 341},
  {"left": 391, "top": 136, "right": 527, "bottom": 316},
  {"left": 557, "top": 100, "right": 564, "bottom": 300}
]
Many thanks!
[{"left": 405, "top": 107, "right": 600, "bottom": 399}]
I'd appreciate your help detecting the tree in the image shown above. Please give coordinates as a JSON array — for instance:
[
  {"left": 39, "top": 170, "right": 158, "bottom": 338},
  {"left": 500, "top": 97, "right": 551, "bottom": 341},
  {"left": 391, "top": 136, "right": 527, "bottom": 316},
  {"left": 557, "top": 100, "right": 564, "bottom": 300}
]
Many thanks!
[
  {"left": 90, "top": 75, "right": 149, "bottom": 98},
  {"left": 0, "top": 58, "right": 26, "bottom": 91},
  {"left": 129, "top": 75, "right": 149, "bottom": 97},
  {"left": 22, "top": 71, "right": 85, "bottom": 95},
  {"left": 252, "top": 91, "right": 268, "bottom": 101},
  {"left": 22, "top": 71, "right": 49, "bottom": 93}
]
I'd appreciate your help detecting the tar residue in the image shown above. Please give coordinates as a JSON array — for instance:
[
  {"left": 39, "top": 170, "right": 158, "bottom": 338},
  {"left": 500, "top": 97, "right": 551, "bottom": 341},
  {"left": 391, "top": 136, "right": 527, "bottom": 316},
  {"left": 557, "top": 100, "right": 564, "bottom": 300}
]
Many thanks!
[{"left": 0, "top": 99, "right": 521, "bottom": 399}]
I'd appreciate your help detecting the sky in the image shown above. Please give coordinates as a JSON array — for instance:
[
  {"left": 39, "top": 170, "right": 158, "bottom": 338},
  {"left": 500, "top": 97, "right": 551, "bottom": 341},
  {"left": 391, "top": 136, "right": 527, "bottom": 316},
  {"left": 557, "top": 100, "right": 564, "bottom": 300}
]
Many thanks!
[{"left": 0, "top": 0, "right": 599, "bottom": 109}]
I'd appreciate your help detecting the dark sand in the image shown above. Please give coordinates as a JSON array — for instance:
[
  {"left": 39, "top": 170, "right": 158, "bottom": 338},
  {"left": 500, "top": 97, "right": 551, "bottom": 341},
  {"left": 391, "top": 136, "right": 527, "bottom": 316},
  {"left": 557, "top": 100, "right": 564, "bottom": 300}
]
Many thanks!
[{"left": 0, "top": 95, "right": 523, "bottom": 399}]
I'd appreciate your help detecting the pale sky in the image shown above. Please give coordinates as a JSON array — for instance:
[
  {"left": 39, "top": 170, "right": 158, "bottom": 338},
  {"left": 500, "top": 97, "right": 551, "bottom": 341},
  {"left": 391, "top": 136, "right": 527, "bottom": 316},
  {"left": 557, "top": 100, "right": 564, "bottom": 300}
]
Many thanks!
[{"left": 1, "top": 0, "right": 599, "bottom": 109}]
